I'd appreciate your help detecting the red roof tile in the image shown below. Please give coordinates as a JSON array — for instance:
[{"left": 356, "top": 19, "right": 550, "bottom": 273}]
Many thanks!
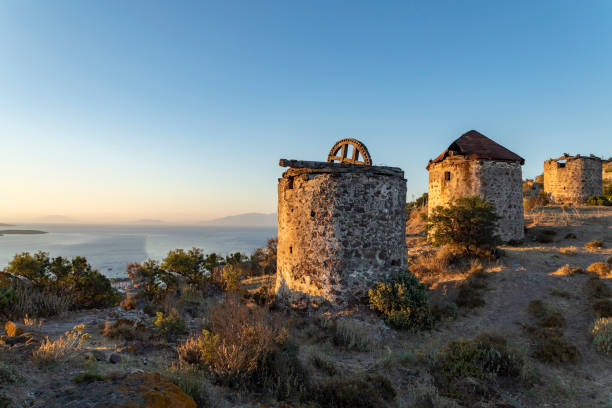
[{"left": 429, "top": 130, "right": 524, "bottom": 166}]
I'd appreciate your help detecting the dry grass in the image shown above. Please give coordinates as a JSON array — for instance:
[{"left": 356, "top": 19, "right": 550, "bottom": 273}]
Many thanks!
[
  {"left": 586, "top": 262, "right": 611, "bottom": 277},
  {"left": 592, "top": 318, "right": 612, "bottom": 355},
  {"left": 559, "top": 246, "right": 578, "bottom": 256},
  {"left": 551, "top": 264, "right": 584, "bottom": 276},
  {"left": 32, "top": 324, "right": 89, "bottom": 365},
  {"left": 584, "top": 240, "right": 604, "bottom": 250},
  {"left": 332, "top": 318, "right": 377, "bottom": 351}
]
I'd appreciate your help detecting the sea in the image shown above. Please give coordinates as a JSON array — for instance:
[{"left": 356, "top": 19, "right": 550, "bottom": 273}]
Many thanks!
[{"left": 0, "top": 224, "right": 276, "bottom": 278}]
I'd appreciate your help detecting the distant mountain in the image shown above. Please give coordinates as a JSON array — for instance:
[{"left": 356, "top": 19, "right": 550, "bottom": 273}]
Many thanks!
[
  {"left": 131, "top": 219, "right": 165, "bottom": 224},
  {"left": 202, "top": 213, "right": 277, "bottom": 227},
  {"left": 0, "top": 223, "right": 14, "bottom": 227},
  {"left": 31, "top": 215, "right": 76, "bottom": 223}
]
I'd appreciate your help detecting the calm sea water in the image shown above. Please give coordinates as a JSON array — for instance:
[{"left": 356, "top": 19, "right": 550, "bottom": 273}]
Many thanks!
[{"left": 0, "top": 224, "right": 276, "bottom": 278}]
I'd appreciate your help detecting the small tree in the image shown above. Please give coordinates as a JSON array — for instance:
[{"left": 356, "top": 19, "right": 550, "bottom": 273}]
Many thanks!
[
  {"left": 162, "top": 248, "right": 207, "bottom": 285},
  {"left": 425, "top": 196, "right": 500, "bottom": 254}
]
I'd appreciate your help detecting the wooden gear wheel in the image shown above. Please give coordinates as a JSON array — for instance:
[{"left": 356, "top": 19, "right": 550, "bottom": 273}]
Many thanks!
[{"left": 327, "top": 138, "right": 372, "bottom": 165}]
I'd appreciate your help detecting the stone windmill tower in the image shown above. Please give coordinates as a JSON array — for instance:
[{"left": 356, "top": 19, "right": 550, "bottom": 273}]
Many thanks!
[
  {"left": 426, "top": 130, "right": 525, "bottom": 242},
  {"left": 275, "top": 139, "right": 407, "bottom": 308}
]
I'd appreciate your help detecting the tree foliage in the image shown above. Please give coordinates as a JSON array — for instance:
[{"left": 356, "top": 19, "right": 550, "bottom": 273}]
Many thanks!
[{"left": 425, "top": 196, "right": 500, "bottom": 253}]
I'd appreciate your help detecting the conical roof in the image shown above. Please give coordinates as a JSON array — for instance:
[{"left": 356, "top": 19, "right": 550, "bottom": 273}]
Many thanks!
[{"left": 428, "top": 130, "right": 524, "bottom": 167}]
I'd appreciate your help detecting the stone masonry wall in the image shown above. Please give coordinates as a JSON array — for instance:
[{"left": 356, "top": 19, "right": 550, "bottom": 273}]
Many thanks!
[
  {"left": 543, "top": 156, "right": 602, "bottom": 204},
  {"left": 275, "top": 164, "right": 407, "bottom": 308},
  {"left": 428, "top": 157, "right": 524, "bottom": 242}
]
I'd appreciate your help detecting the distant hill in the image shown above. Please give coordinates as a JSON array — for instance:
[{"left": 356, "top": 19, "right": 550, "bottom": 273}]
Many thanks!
[
  {"left": 31, "top": 215, "right": 76, "bottom": 223},
  {"left": 0, "top": 223, "right": 14, "bottom": 227},
  {"left": 131, "top": 219, "right": 165, "bottom": 224},
  {"left": 202, "top": 213, "right": 277, "bottom": 227}
]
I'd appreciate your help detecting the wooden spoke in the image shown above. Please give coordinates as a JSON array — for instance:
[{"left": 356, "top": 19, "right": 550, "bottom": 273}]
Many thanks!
[{"left": 327, "top": 139, "right": 372, "bottom": 165}]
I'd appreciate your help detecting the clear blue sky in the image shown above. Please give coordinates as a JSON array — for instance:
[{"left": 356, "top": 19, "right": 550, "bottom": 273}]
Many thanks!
[{"left": 1, "top": 1, "right": 610, "bottom": 222}]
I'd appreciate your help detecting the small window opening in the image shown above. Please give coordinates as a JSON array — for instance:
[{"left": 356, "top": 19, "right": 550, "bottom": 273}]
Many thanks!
[
  {"left": 444, "top": 171, "right": 451, "bottom": 181},
  {"left": 310, "top": 210, "right": 315, "bottom": 217},
  {"left": 287, "top": 176, "right": 294, "bottom": 189},
  {"left": 289, "top": 246, "right": 293, "bottom": 254}
]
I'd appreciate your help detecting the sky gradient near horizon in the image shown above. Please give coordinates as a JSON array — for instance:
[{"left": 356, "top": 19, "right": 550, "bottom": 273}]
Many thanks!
[{"left": 1, "top": 1, "right": 611, "bottom": 223}]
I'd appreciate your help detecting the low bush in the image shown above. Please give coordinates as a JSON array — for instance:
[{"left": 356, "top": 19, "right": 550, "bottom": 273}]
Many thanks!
[
  {"left": 535, "top": 229, "right": 556, "bottom": 244},
  {"left": 586, "top": 195, "right": 612, "bottom": 206},
  {"left": 528, "top": 299, "right": 565, "bottom": 328},
  {"left": 32, "top": 324, "right": 90, "bottom": 365},
  {"left": 72, "top": 372, "right": 106, "bottom": 384},
  {"left": 527, "top": 299, "right": 548, "bottom": 320},
  {"left": 162, "top": 365, "right": 210, "bottom": 407},
  {"left": 586, "top": 277, "right": 612, "bottom": 299},
  {"left": 154, "top": 308, "right": 187, "bottom": 341},
  {"left": 524, "top": 191, "right": 549, "bottom": 212},
  {"left": 550, "top": 289, "right": 571, "bottom": 299},
  {"left": 455, "top": 283, "right": 485, "bottom": 309},
  {"left": 310, "top": 352, "right": 337, "bottom": 376},
  {"left": 593, "top": 299, "right": 612, "bottom": 318},
  {"left": 332, "top": 318, "right": 376, "bottom": 351},
  {"left": 221, "top": 264, "right": 243, "bottom": 292},
  {"left": 584, "top": 240, "right": 604, "bottom": 250},
  {"left": 533, "top": 335, "right": 581, "bottom": 364},
  {"left": 0, "top": 361, "right": 21, "bottom": 384},
  {"left": 432, "top": 302, "right": 458, "bottom": 322},
  {"left": 586, "top": 262, "right": 611, "bottom": 277},
  {"left": 425, "top": 197, "right": 500, "bottom": 254},
  {"left": 592, "top": 318, "right": 612, "bottom": 355},
  {"left": 1, "top": 252, "right": 120, "bottom": 314},
  {"left": 368, "top": 270, "right": 433, "bottom": 331},
  {"left": 553, "top": 264, "right": 584, "bottom": 276},
  {"left": 126, "top": 261, "right": 177, "bottom": 306},
  {"left": 564, "top": 233, "right": 577, "bottom": 240},
  {"left": 312, "top": 374, "right": 396, "bottom": 408},
  {"left": 102, "top": 319, "right": 150, "bottom": 342}
]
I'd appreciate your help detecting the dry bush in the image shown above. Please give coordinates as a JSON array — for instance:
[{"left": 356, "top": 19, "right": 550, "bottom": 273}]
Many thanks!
[
  {"left": 533, "top": 335, "right": 581, "bottom": 364},
  {"left": 178, "top": 335, "right": 203, "bottom": 365},
  {"left": 559, "top": 246, "right": 578, "bottom": 256},
  {"left": 332, "top": 318, "right": 377, "bottom": 351},
  {"left": 586, "top": 262, "right": 611, "bottom": 277},
  {"left": 9, "top": 284, "right": 71, "bottom": 318},
  {"left": 584, "top": 240, "right": 604, "bottom": 250},
  {"left": 102, "top": 319, "right": 150, "bottom": 342},
  {"left": 410, "top": 246, "right": 455, "bottom": 278},
  {"left": 195, "top": 295, "right": 287, "bottom": 379},
  {"left": 552, "top": 264, "right": 584, "bottom": 276},
  {"left": 585, "top": 277, "right": 612, "bottom": 299},
  {"left": 312, "top": 374, "right": 396, "bottom": 408},
  {"left": 162, "top": 364, "right": 210, "bottom": 407},
  {"left": 32, "top": 324, "right": 89, "bottom": 365},
  {"left": 592, "top": 318, "right": 612, "bottom": 355}
]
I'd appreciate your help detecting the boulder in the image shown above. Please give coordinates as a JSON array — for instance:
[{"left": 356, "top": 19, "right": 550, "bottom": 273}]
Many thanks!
[
  {"left": 109, "top": 353, "right": 122, "bottom": 364},
  {"left": 92, "top": 350, "right": 106, "bottom": 361}
]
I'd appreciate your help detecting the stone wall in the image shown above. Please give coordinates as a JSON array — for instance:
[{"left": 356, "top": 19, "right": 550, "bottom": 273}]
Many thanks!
[
  {"left": 427, "top": 156, "right": 524, "bottom": 242},
  {"left": 275, "top": 161, "right": 407, "bottom": 308},
  {"left": 603, "top": 160, "right": 612, "bottom": 183},
  {"left": 543, "top": 155, "right": 602, "bottom": 204}
]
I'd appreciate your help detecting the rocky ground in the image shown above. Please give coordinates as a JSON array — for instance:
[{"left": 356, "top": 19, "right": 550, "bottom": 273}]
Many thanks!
[{"left": 0, "top": 206, "right": 610, "bottom": 408}]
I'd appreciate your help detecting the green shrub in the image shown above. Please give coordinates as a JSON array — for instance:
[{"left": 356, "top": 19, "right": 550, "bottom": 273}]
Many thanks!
[
  {"left": 586, "top": 195, "right": 612, "bottom": 206},
  {"left": 425, "top": 196, "right": 500, "bottom": 253},
  {"left": 126, "top": 261, "right": 177, "bottom": 305},
  {"left": 221, "top": 264, "right": 243, "bottom": 291},
  {"left": 162, "top": 248, "right": 208, "bottom": 286},
  {"left": 438, "top": 334, "right": 523, "bottom": 381},
  {"left": 2, "top": 252, "right": 120, "bottom": 311},
  {"left": 313, "top": 374, "right": 396, "bottom": 408},
  {"left": 592, "top": 317, "right": 612, "bottom": 355},
  {"left": 0, "top": 288, "right": 17, "bottom": 317},
  {"left": 72, "top": 372, "right": 106, "bottom": 384},
  {"left": 593, "top": 299, "right": 612, "bottom": 318},
  {"left": 368, "top": 270, "right": 433, "bottom": 330},
  {"left": 154, "top": 308, "right": 187, "bottom": 341}
]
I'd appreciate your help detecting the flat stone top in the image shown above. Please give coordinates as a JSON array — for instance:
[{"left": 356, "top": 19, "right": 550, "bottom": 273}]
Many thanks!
[{"left": 279, "top": 159, "right": 404, "bottom": 178}]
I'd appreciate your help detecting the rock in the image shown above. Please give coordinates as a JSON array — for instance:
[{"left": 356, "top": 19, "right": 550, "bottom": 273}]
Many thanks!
[
  {"left": 4, "top": 321, "right": 24, "bottom": 337},
  {"left": 92, "top": 350, "right": 106, "bottom": 361},
  {"left": 109, "top": 353, "right": 122, "bottom": 364}
]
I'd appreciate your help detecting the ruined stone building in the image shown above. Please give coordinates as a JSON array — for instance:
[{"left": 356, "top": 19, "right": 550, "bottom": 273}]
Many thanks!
[
  {"left": 426, "top": 130, "right": 525, "bottom": 242},
  {"left": 275, "top": 139, "right": 407, "bottom": 307},
  {"left": 603, "top": 159, "right": 612, "bottom": 183},
  {"left": 543, "top": 154, "right": 602, "bottom": 204}
]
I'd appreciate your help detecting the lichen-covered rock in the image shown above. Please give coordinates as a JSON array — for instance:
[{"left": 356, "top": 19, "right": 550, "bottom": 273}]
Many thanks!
[{"left": 116, "top": 372, "right": 196, "bottom": 408}]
